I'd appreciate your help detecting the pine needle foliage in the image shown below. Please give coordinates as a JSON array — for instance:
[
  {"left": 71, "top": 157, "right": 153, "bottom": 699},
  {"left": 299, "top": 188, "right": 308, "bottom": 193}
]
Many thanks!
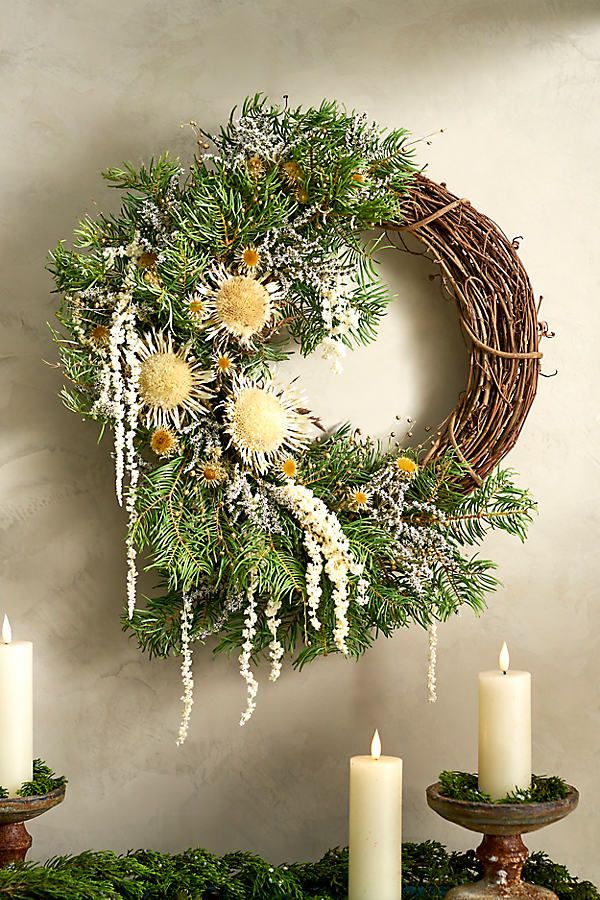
[{"left": 0, "top": 842, "right": 596, "bottom": 900}]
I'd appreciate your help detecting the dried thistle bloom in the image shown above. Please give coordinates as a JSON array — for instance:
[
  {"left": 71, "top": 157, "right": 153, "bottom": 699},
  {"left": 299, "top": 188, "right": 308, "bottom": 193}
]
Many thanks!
[
  {"left": 282, "top": 160, "right": 303, "bottom": 184},
  {"left": 90, "top": 324, "right": 110, "bottom": 347},
  {"left": 223, "top": 376, "right": 313, "bottom": 473},
  {"left": 197, "top": 264, "right": 281, "bottom": 345},
  {"left": 238, "top": 245, "right": 262, "bottom": 273},
  {"left": 150, "top": 426, "right": 179, "bottom": 458},
  {"left": 198, "top": 460, "right": 227, "bottom": 486},
  {"left": 138, "top": 331, "right": 214, "bottom": 428},
  {"left": 246, "top": 154, "right": 265, "bottom": 178}
]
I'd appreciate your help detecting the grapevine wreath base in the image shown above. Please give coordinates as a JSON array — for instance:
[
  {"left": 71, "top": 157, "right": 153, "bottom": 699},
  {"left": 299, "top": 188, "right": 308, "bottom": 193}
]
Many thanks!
[
  {"left": 0, "top": 842, "right": 595, "bottom": 900},
  {"left": 50, "top": 96, "right": 548, "bottom": 739}
]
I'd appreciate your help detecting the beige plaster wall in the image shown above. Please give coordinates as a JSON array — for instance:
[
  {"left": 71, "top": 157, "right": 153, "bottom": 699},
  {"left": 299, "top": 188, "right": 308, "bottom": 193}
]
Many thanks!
[{"left": 1, "top": 0, "right": 600, "bottom": 881}]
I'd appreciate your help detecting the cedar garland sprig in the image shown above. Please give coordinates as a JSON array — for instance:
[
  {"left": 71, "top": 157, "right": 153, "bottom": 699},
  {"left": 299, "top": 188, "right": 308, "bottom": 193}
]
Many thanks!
[
  {"left": 438, "top": 771, "right": 571, "bottom": 805},
  {"left": 0, "top": 842, "right": 596, "bottom": 900},
  {"left": 0, "top": 759, "right": 67, "bottom": 800}
]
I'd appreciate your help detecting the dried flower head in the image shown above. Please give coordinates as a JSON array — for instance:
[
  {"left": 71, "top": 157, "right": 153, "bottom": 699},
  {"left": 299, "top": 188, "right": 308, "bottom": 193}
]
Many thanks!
[
  {"left": 138, "top": 331, "right": 214, "bottom": 428},
  {"left": 216, "top": 354, "right": 234, "bottom": 375},
  {"left": 198, "top": 460, "right": 227, "bottom": 486},
  {"left": 150, "top": 426, "right": 179, "bottom": 458},
  {"left": 246, "top": 154, "right": 265, "bottom": 178},
  {"left": 395, "top": 456, "right": 418, "bottom": 475},
  {"left": 90, "top": 324, "right": 110, "bottom": 347},
  {"left": 197, "top": 264, "right": 281, "bottom": 346},
  {"left": 238, "top": 245, "right": 261, "bottom": 273},
  {"left": 136, "top": 251, "right": 158, "bottom": 269},
  {"left": 281, "top": 458, "right": 297, "bottom": 478},
  {"left": 348, "top": 486, "right": 372, "bottom": 511},
  {"left": 224, "top": 376, "right": 313, "bottom": 473},
  {"left": 282, "top": 160, "right": 303, "bottom": 184}
]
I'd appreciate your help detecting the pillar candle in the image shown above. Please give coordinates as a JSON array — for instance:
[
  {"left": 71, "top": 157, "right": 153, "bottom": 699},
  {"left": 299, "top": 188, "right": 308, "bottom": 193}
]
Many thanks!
[
  {"left": 0, "top": 615, "right": 33, "bottom": 795},
  {"left": 478, "top": 642, "right": 531, "bottom": 800},
  {"left": 349, "top": 730, "right": 403, "bottom": 900}
]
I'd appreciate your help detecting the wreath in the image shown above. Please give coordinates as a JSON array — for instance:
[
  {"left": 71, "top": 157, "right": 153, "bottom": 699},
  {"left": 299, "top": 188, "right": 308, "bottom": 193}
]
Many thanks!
[{"left": 50, "top": 96, "right": 542, "bottom": 741}]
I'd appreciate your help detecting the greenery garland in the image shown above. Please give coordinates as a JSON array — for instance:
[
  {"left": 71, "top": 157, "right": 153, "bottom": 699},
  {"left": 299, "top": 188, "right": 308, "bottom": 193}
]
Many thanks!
[
  {"left": 0, "top": 760, "right": 67, "bottom": 801},
  {"left": 50, "top": 95, "right": 535, "bottom": 737},
  {"left": 0, "top": 842, "right": 596, "bottom": 900},
  {"left": 438, "top": 772, "right": 571, "bottom": 805}
]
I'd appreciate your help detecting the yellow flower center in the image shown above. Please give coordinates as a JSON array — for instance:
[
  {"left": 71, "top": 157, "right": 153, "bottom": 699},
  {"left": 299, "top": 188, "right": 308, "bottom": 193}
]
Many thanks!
[
  {"left": 216, "top": 276, "right": 271, "bottom": 340},
  {"left": 139, "top": 352, "right": 194, "bottom": 411},
  {"left": 189, "top": 300, "right": 205, "bottom": 315},
  {"left": 395, "top": 456, "right": 418, "bottom": 473},
  {"left": 282, "top": 458, "right": 297, "bottom": 478},
  {"left": 218, "top": 355, "right": 233, "bottom": 372},
  {"left": 351, "top": 172, "right": 365, "bottom": 183},
  {"left": 232, "top": 387, "right": 287, "bottom": 454},
  {"left": 201, "top": 464, "right": 220, "bottom": 482},
  {"left": 242, "top": 247, "right": 260, "bottom": 268},
  {"left": 150, "top": 427, "right": 176, "bottom": 455},
  {"left": 354, "top": 491, "right": 368, "bottom": 506}
]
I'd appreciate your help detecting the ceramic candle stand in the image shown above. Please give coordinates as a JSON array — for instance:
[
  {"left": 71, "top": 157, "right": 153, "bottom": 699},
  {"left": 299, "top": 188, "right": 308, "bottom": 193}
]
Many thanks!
[
  {"left": 426, "top": 782, "right": 579, "bottom": 900},
  {"left": 0, "top": 786, "right": 66, "bottom": 866}
]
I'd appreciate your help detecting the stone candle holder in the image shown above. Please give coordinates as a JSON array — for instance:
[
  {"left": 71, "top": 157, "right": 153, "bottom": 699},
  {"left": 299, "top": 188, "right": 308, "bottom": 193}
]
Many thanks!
[
  {"left": 426, "top": 782, "right": 579, "bottom": 900},
  {"left": 0, "top": 785, "right": 66, "bottom": 866}
]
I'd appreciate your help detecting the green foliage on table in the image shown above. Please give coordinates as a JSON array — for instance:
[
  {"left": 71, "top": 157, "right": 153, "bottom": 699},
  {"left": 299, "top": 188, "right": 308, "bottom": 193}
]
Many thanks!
[
  {"left": 0, "top": 842, "right": 596, "bottom": 899},
  {"left": 0, "top": 760, "right": 67, "bottom": 801},
  {"left": 438, "top": 771, "right": 571, "bottom": 804}
]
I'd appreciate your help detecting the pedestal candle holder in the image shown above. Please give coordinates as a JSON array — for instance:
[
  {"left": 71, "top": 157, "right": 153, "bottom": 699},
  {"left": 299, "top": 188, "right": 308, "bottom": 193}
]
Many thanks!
[
  {"left": 0, "top": 785, "right": 66, "bottom": 867},
  {"left": 426, "top": 782, "right": 578, "bottom": 900}
]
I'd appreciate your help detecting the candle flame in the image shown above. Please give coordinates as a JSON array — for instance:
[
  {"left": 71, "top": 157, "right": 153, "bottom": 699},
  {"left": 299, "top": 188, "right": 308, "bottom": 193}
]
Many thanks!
[
  {"left": 499, "top": 641, "right": 510, "bottom": 674},
  {"left": 370, "top": 729, "right": 382, "bottom": 760},
  {"left": 2, "top": 615, "right": 12, "bottom": 644}
]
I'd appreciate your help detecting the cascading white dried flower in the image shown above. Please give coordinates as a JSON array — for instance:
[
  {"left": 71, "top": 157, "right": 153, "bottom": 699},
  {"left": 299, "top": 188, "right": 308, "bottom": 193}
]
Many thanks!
[
  {"left": 303, "top": 531, "right": 324, "bottom": 630},
  {"left": 108, "top": 293, "right": 131, "bottom": 506},
  {"left": 239, "top": 572, "right": 259, "bottom": 725},
  {"left": 123, "top": 305, "right": 142, "bottom": 619},
  {"left": 265, "top": 595, "right": 284, "bottom": 682},
  {"left": 427, "top": 622, "right": 438, "bottom": 703},
  {"left": 275, "top": 482, "right": 365, "bottom": 654},
  {"left": 176, "top": 590, "right": 195, "bottom": 745}
]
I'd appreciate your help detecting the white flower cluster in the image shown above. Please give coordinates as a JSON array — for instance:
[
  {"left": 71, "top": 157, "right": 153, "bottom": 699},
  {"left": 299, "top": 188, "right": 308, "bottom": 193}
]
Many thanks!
[
  {"left": 319, "top": 271, "right": 361, "bottom": 374},
  {"left": 275, "top": 482, "right": 364, "bottom": 654},
  {"left": 176, "top": 589, "right": 195, "bottom": 745},
  {"left": 217, "top": 110, "right": 296, "bottom": 166},
  {"left": 265, "top": 595, "right": 284, "bottom": 683},
  {"left": 239, "top": 570, "right": 259, "bottom": 726},
  {"left": 427, "top": 622, "right": 438, "bottom": 704}
]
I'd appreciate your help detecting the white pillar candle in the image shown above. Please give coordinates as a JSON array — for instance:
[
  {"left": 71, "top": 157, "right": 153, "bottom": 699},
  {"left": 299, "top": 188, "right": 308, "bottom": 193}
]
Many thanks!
[
  {"left": 478, "top": 642, "right": 531, "bottom": 800},
  {"left": 0, "top": 615, "right": 33, "bottom": 795},
  {"left": 349, "top": 730, "right": 403, "bottom": 900}
]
